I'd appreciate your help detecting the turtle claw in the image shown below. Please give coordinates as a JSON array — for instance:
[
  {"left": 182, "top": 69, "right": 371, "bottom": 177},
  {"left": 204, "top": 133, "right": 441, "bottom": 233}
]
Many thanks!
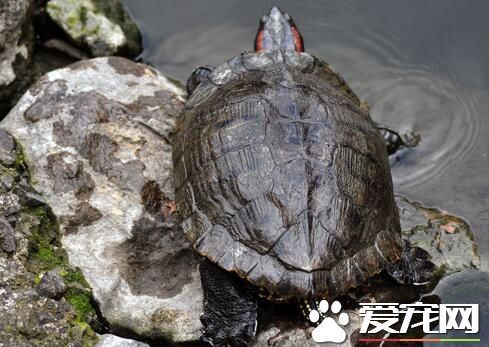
[
  {"left": 376, "top": 123, "right": 421, "bottom": 155},
  {"left": 387, "top": 240, "right": 436, "bottom": 285},
  {"left": 201, "top": 328, "right": 254, "bottom": 347}
]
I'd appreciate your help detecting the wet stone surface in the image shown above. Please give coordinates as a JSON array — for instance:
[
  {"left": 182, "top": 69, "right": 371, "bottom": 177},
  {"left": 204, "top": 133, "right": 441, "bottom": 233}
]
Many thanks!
[{"left": 397, "top": 196, "right": 480, "bottom": 275}]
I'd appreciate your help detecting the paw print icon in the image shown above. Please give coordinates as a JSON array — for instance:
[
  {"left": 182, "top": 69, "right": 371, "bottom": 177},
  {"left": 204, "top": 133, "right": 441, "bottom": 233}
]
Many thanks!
[{"left": 309, "top": 300, "right": 350, "bottom": 343}]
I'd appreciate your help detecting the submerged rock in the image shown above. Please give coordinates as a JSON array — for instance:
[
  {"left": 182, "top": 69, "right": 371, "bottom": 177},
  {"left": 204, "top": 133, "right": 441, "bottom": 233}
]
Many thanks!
[
  {"left": 0, "top": 130, "right": 101, "bottom": 346},
  {"left": 46, "top": 0, "right": 142, "bottom": 58},
  {"left": 0, "top": 0, "right": 35, "bottom": 117},
  {"left": 397, "top": 196, "right": 480, "bottom": 275},
  {"left": 1, "top": 57, "right": 200, "bottom": 343}
]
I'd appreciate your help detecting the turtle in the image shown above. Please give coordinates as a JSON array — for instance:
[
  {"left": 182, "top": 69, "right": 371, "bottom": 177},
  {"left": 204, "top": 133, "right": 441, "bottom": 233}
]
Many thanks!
[{"left": 172, "top": 7, "right": 434, "bottom": 346}]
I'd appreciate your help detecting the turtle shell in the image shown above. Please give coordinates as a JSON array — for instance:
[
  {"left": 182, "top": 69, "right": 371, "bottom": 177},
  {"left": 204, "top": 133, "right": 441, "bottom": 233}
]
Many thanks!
[{"left": 173, "top": 50, "right": 402, "bottom": 300}]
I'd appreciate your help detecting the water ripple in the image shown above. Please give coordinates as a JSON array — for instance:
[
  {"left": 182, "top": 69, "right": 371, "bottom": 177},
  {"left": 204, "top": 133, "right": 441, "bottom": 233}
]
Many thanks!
[{"left": 305, "top": 10, "right": 486, "bottom": 191}]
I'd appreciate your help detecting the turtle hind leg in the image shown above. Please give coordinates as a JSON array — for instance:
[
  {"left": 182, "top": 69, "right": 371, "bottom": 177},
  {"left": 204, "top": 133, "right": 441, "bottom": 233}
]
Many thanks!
[
  {"left": 199, "top": 259, "right": 258, "bottom": 347},
  {"left": 186, "top": 65, "right": 214, "bottom": 95},
  {"left": 386, "top": 240, "right": 436, "bottom": 285}
]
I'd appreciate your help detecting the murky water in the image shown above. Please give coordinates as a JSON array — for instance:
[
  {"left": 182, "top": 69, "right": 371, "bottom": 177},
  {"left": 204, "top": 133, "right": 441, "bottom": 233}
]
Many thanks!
[{"left": 122, "top": 0, "right": 488, "bottom": 344}]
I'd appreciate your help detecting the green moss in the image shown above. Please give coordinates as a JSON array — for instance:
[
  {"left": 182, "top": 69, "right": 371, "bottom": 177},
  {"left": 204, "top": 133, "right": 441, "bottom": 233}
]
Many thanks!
[
  {"left": 79, "top": 322, "right": 100, "bottom": 347},
  {"left": 79, "top": 6, "right": 88, "bottom": 27},
  {"left": 13, "top": 148, "right": 26, "bottom": 170},
  {"left": 431, "top": 263, "right": 448, "bottom": 287},
  {"left": 27, "top": 208, "right": 59, "bottom": 269},
  {"left": 34, "top": 245, "right": 64, "bottom": 267},
  {"left": 34, "top": 273, "right": 43, "bottom": 285},
  {"left": 1, "top": 136, "right": 106, "bottom": 343},
  {"left": 24, "top": 207, "right": 103, "bottom": 330},
  {"left": 0, "top": 140, "right": 28, "bottom": 176},
  {"left": 65, "top": 288, "right": 94, "bottom": 322},
  {"left": 46, "top": 2, "right": 61, "bottom": 17},
  {"left": 5, "top": 141, "right": 35, "bottom": 182},
  {"left": 67, "top": 321, "right": 100, "bottom": 347},
  {"left": 66, "top": 14, "right": 81, "bottom": 32},
  {"left": 61, "top": 268, "right": 90, "bottom": 287},
  {"left": 91, "top": 0, "right": 142, "bottom": 57},
  {"left": 0, "top": 166, "right": 17, "bottom": 193},
  {"left": 22, "top": 203, "right": 104, "bottom": 333}
]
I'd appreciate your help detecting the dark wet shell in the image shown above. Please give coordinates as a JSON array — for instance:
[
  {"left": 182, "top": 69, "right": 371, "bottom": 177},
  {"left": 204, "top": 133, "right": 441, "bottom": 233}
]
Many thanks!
[{"left": 173, "top": 51, "right": 402, "bottom": 300}]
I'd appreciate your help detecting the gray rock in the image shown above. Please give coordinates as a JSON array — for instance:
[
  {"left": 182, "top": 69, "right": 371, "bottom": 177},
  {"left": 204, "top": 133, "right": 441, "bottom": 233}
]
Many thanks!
[
  {"left": 96, "top": 334, "right": 150, "bottom": 347},
  {"left": 0, "top": 0, "right": 33, "bottom": 87},
  {"left": 0, "top": 129, "right": 17, "bottom": 165},
  {"left": 0, "top": 192, "right": 21, "bottom": 217},
  {"left": 38, "top": 269, "right": 67, "bottom": 299},
  {"left": 0, "top": 132, "right": 100, "bottom": 346},
  {"left": 397, "top": 195, "right": 480, "bottom": 275},
  {"left": 1, "top": 57, "right": 200, "bottom": 343},
  {"left": 0, "top": 0, "right": 35, "bottom": 117},
  {"left": 46, "top": 0, "right": 142, "bottom": 58},
  {"left": 0, "top": 218, "right": 16, "bottom": 254}
]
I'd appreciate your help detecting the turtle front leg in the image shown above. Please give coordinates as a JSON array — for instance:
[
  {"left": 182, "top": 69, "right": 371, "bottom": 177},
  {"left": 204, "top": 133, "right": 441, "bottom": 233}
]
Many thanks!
[
  {"left": 186, "top": 65, "right": 215, "bottom": 95},
  {"left": 376, "top": 123, "right": 420, "bottom": 156},
  {"left": 199, "top": 259, "right": 258, "bottom": 347},
  {"left": 386, "top": 240, "right": 436, "bottom": 285}
]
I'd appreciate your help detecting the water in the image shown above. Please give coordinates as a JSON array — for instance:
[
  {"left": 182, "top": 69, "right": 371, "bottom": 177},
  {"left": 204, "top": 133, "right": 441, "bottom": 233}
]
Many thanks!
[{"left": 122, "top": 0, "right": 489, "bottom": 344}]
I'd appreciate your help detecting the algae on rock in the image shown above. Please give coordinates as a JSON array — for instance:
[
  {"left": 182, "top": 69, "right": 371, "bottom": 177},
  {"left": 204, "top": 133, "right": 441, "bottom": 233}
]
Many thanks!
[
  {"left": 0, "top": 129, "right": 103, "bottom": 346},
  {"left": 397, "top": 195, "right": 480, "bottom": 276},
  {"left": 46, "top": 0, "right": 142, "bottom": 58}
]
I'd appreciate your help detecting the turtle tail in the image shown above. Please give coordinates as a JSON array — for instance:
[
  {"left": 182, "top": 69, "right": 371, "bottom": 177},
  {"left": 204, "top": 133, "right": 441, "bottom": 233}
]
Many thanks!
[{"left": 299, "top": 297, "right": 324, "bottom": 326}]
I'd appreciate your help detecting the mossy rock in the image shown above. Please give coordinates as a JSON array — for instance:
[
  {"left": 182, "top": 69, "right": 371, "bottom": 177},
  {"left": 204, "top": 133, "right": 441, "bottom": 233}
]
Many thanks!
[
  {"left": 46, "top": 0, "right": 142, "bottom": 57},
  {"left": 397, "top": 195, "right": 480, "bottom": 276},
  {"left": 0, "top": 131, "right": 104, "bottom": 346}
]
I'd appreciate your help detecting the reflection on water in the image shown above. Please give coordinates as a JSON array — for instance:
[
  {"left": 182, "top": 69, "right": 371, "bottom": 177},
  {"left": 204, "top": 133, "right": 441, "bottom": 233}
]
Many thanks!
[
  {"left": 122, "top": 0, "right": 489, "bottom": 343},
  {"left": 321, "top": 35, "right": 487, "bottom": 191},
  {"left": 428, "top": 270, "right": 489, "bottom": 347}
]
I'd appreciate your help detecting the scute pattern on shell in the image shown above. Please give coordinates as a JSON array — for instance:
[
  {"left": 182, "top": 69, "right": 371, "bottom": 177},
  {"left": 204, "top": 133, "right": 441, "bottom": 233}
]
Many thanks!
[{"left": 173, "top": 51, "right": 402, "bottom": 300}]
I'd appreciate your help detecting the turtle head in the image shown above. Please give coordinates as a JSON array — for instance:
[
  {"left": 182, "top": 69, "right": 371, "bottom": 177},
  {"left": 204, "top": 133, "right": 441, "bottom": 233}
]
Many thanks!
[{"left": 254, "top": 7, "right": 304, "bottom": 53}]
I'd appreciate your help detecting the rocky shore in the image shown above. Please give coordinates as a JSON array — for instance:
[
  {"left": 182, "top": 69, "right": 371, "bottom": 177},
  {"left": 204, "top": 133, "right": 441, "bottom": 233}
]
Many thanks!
[{"left": 0, "top": 1, "right": 482, "bottom": 346}]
